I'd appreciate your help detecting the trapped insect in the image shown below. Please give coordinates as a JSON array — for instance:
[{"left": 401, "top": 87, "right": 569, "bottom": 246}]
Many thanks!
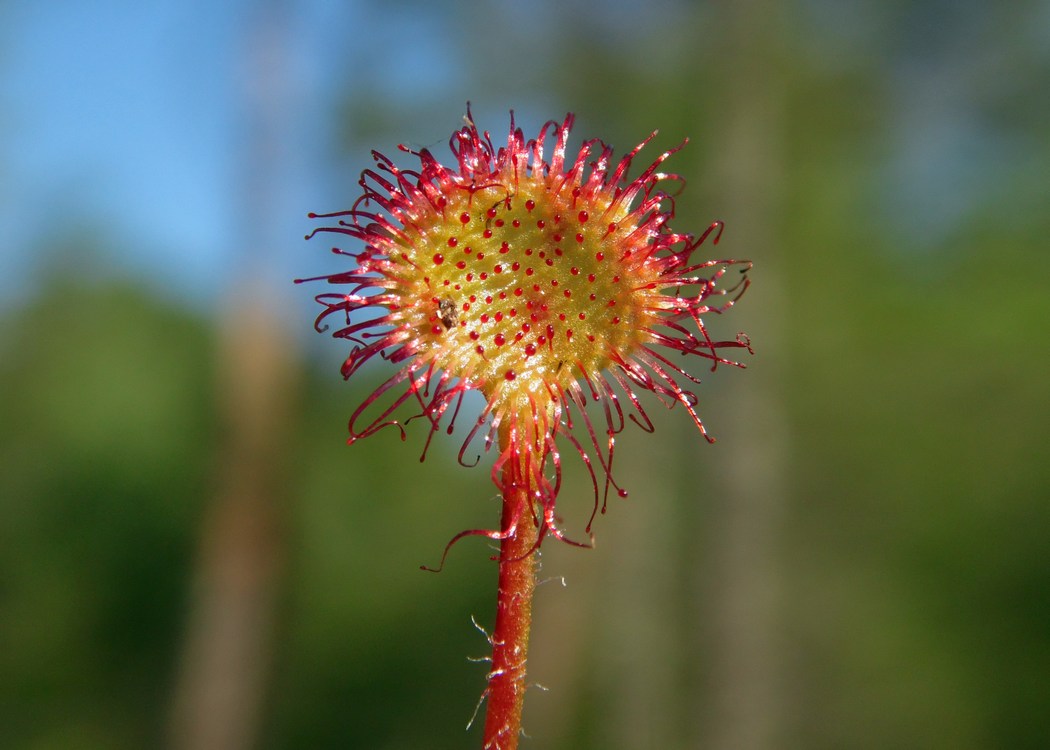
[{"left": 438, "top": 297, "right": 458, "bottom": 330}]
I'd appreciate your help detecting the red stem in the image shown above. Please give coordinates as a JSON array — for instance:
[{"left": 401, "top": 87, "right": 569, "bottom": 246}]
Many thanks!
[{"left": 481, "top": 432, "right": 538, "bottom": 750}]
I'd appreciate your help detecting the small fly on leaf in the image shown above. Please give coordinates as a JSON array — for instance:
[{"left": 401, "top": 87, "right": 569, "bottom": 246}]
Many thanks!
[{"left": 438, "top": 297, "right": 458, "bottom": 330}]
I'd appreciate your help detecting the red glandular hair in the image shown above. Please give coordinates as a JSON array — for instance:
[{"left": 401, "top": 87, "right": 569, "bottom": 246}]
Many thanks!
[{"left": 298, "top": 108, "right": 751, "bottom": 559}]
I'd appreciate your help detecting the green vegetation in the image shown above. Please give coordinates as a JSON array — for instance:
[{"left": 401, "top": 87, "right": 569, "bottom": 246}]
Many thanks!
[{"left": 2, "top": 2, "right": 1048, "bottom": 747}]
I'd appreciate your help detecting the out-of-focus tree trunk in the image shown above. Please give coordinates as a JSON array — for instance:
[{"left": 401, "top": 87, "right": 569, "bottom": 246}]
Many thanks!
[
  {"left": 167, "top": 2, "right": 295, "bottom": 748},
  {"left": 592, "top": 440, "right": 684, "bottom": 750},
  {"left": 694, "top": 0, "right": 789, "bottom": 748},
  {"left": 167, "top": 298, "right": 294, "bottom": 750}
]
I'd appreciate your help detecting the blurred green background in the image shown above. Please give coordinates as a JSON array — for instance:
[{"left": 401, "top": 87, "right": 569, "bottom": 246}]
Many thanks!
[{"left": 2, "top": 1, "right": 1048, "bottom": 748}]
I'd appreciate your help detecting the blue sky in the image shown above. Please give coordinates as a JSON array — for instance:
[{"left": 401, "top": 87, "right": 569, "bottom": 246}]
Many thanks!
[{"left": 0, "top": 1, "right": 358, "bottom": 309}]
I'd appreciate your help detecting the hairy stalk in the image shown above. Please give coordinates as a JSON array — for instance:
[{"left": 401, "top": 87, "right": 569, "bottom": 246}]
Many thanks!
[{"left": 482, "top": 425, "right": 539, "bottom": 750}]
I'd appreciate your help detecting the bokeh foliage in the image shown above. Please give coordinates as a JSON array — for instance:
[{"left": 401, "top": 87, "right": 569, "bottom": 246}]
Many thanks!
[{"left": 2, "top": 1, "right": 1048, "bottom": 748}]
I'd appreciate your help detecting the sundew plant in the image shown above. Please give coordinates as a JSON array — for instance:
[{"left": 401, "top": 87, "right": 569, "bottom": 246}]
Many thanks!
[{"left": 298, "top": 108, "right": 751, "bottom": 749}]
